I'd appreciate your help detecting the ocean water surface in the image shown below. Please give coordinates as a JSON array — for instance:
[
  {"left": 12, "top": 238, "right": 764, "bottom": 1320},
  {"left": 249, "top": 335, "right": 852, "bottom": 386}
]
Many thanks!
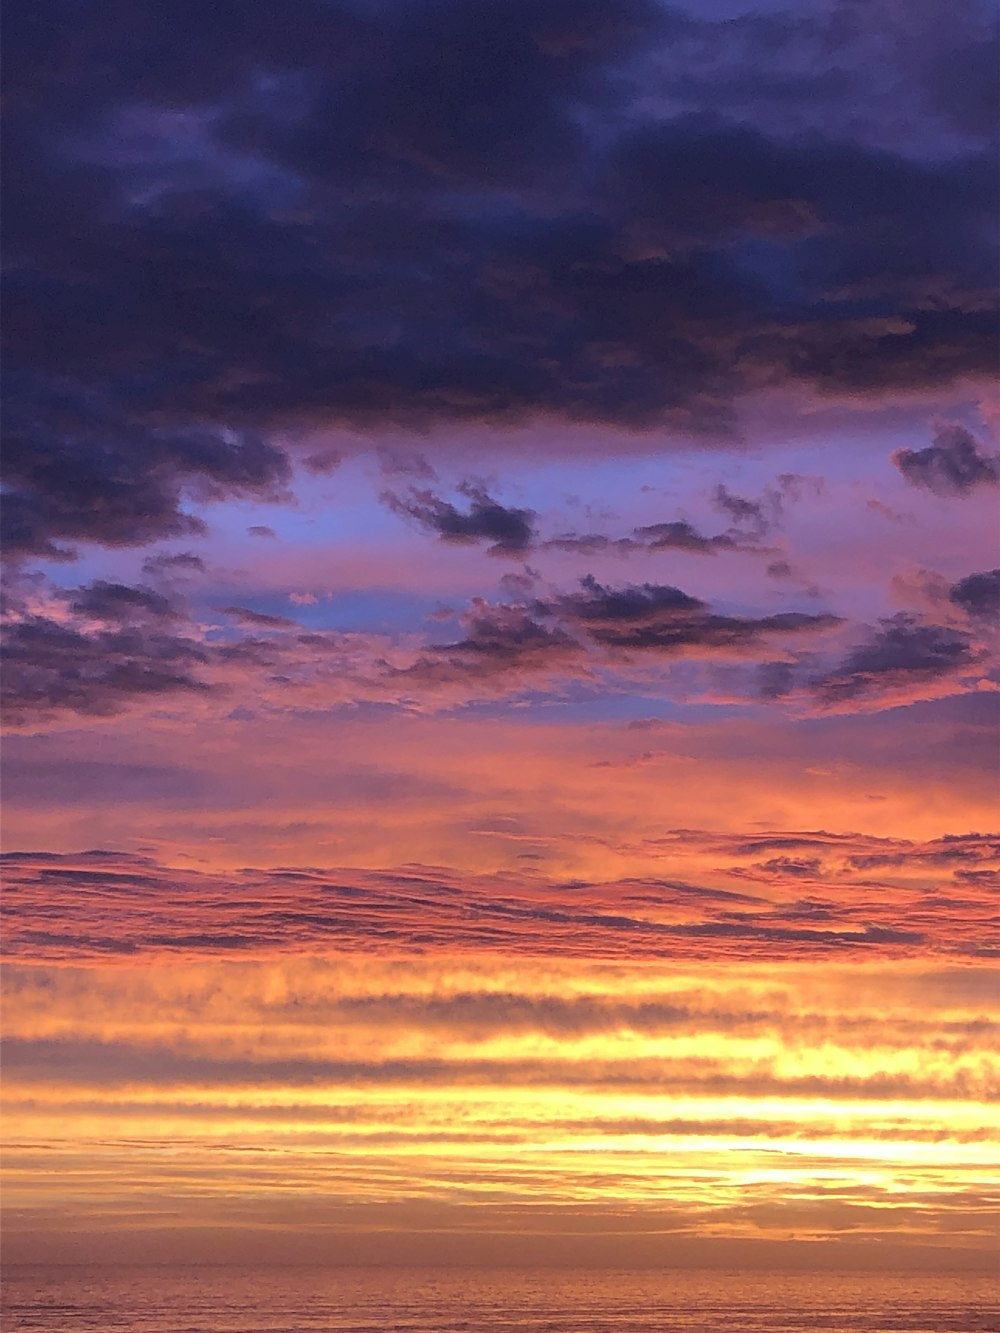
[{"left": 1, "top": 1266, "right": 997, "bottom": 1333}]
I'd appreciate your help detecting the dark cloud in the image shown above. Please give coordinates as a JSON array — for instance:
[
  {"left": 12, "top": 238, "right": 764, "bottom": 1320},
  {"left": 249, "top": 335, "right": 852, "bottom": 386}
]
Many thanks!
[
  {"left": 892, "top": 424, "right": 1000, "bottom": 497},
  {"left": 766, "top": 560, "right": 794, "bottom": 579},
  {"left": 541, "top": 474, "right": 816, "bottom": 567},
  {"left": 920, "top": 18, "right": 1000, "bottom": 138},
  {"left": 631, "top": 2, "right": 999, "bottom": 154},
  {"left": 413, "top": 600, "right": 580, "bottom": 681},
  {"left": 543, "top": 517, "right": 749, "bottom": 557},
  {"left": 3, "top": 0, "right": 996, "bottom": 560},
  {"left": 756, "top": 857, "right": 822, "bottom": 878},
  {"left": 141, "top": 551, "right": 207, "bottom": 576},
  {"left": 949, "top": 569, "right": 1000, "bottom": 620},
  {"left": 548, "top": 576, "right": 701, "bottom": 623},
  {"left": 633, "top": 520, "right": 739, "bottom": 554},
  {"left": 544, "top": 527, "right": 637, "bottom": 554},
  {"left": 543, "top": 533, "right": 638, "bottom": 555},
  {"left": 776, "top": 472, "right": 825, "bottom": 502},
  {"left": 1, "top": 410, "right": 203, "bottom": 562},
  {"left": 712, "top": 474, "right": 822, "bottom": 539},
  {"left": 713, "top": 484, "right": 772, "bottom": 536},
  {"left": 247, "top": 525, "right": 278, "bottom": 539},
  {"left": 447, "top": 603, "right": 576, "bottom": 658},
  {"left": 2, "top": 381, "right": 291, "bottom": 561},
  {"left": 815, "top": 614, "right": 977, "bottom": 707},
  {"left": 548, "top": 575, "right": 841, "bottom": 653},
  {"left": 603, "top": 117, "right": 996, "bottom": 389},
  {"left": 383, "top": 484, "right": 536, "bottom": 555},
  {"left": 2, "top": 614, "right": 211, "bottom": 723},
  {"left": 756, "top": 660, "right": 796, "bottom": 699},
  {"left": 69, "top": 580, "right": 178, "bottom": 622},
  {"left": 955, "top": 867, "right": 1000, "bottom": 888}
]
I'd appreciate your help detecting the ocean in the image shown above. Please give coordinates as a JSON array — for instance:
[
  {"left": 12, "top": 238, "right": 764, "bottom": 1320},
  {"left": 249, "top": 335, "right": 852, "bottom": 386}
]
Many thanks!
[{"left": 1, "top": 1267, "right": 997, "bottom": 1333}]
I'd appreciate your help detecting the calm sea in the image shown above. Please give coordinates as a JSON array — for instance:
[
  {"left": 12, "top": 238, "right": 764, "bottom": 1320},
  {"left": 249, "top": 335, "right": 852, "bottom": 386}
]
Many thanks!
[{"left": 1, "top": 1267, "right": 997, "bottom": 1333}]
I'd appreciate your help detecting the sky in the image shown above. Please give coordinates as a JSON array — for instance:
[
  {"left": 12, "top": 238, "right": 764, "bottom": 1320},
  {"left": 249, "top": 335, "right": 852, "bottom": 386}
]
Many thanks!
[{"left": 2, "top": 0, "right": 999, "bottom": 1272}]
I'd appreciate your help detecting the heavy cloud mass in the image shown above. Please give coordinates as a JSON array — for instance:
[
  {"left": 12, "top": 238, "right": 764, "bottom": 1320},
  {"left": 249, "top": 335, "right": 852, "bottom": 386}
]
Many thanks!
[
  {"left": 2, "top": 388, "right": 291, "bottom": 560},
  {"left": 3, "top": 0, "right": 999, "bottom": 556}
]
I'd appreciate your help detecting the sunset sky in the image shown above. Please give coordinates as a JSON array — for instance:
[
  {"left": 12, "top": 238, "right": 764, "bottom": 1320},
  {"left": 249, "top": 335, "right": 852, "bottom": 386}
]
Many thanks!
[{"left": 2, "top": 0, "right": 999, "bottom": 1271}]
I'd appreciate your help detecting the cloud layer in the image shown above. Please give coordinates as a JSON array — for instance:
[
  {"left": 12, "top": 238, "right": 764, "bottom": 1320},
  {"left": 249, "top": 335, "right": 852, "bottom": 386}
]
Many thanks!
[
  {"left": 4, "top": 0, "right": 998, "bottom": 556},
  {"left": 4, "top": 829, "right": 996, "bottom": 964}
]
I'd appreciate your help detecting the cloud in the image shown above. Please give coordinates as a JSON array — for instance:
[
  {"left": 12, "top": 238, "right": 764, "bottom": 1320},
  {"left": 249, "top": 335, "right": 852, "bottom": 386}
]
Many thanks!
[
  {"left": 141, "top": 552, "right": 207, "bottom": 576},
  {"left": 2, "top": 375, "right": 293, "bottom": 561},
  {"left": 542, "top": 517, "right": 751, "bottom": 557},
  {"left": 949, "top": 569, "right": 1000, "bottom": 620},
  {"left": 1, "top": 830, "right": 995, "bottom": 964},
  {"left": 498, "top": 570, "right": 539, "bottom": 598},
  {"left": 766, "top": 560, "right": 794, "bottom": 580},
  {"left": 814, "top": 614, "right": 978, "bottom": 709},
  {"left": 8, "top": 565, "right": 982, "bottom": 723},
  {"left": 547, "top": 575, "right": 841, "bottom": 654},
  {"left": 656, "top": 826, "right": 1000, "bottom": 894},
  {"left": 712, "top": 474, "right": 823, "bottom": 539},
  {"left": 543, "top": 516, "right": 757, "bottom": 557},
  {"left": 756, "top": 660, "right": 796, "bottom": 699},
  {"left": 2, "top": 614, "right": 211, "bottom": 723},
  {"left": 3, "top": 0, "right": 996, "bottom": 562},
  {"left": 632, "top": 520, "right": 740, "bottom": 554},
  {"left": 69, "top": 580, "right": 178, "bottom": 623},
  {"left": 7, "top": 1031, "right": 994, "bottom": 1106},
  {"left": 547, "top": 576, "right": 700, "bottom": 623},
  {"left": 383, "top": 484, "right": 536, "bottom": 555},
  {"left": 406, "top": 599, "right": 582, "bottom": 684},
  {"left": 892, "top": 424, "right": 1000, "bottom": 496},
  {"left": 543, "top": 533, "right": 639, "bottom": 555},
  {"left": 713, "top": 485, "right": 773, "bottom": 536}
]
